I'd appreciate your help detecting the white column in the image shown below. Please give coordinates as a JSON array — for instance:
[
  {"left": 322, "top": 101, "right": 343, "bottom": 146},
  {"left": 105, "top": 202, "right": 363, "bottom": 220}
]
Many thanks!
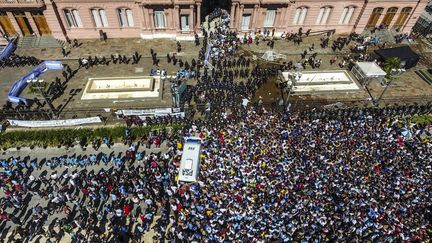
[
  {"left": 251, "top": 4, "right": 259, "bottom": 30},
  {"left": 196, "top": 3, "right": 201, "bottom": 30},
  {"left": 238, "top": 4, "right": 244, "bottom": 30},
  {"left": 174, "top": 5, "right": 180, "bottom": 31},
  {"left": 275, "top": 9, "right": 282, "bottom": 28},
  {"left": 149, "top": 10, "right": 155, "bottom": 32},
  {"left": 230, "top": 4, "right": 236, "bottom": 29},
  {"left": 189, "top": 5, "right": 194, "bottom": 32}
]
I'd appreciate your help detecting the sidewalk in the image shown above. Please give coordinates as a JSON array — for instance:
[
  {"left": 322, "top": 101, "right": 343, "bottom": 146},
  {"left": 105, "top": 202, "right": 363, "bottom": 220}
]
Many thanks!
[{"left": 14, "top": 38, "right": 201, "bottom": 61}]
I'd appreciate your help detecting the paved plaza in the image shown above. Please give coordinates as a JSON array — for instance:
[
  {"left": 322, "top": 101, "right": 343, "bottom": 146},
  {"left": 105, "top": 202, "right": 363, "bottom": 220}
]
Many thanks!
[{"left": 1, "top": 35, "right": 432, "bottom": 121}]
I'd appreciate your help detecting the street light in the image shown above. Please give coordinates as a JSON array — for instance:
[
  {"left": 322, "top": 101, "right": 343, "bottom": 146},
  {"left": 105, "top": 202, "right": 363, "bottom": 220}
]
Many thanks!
[
  {"left": 374, "top": 68, "right": 405, "bottom": 106},
  {"left": 277, "top": 70, "right": 301, "bottom": 112}
]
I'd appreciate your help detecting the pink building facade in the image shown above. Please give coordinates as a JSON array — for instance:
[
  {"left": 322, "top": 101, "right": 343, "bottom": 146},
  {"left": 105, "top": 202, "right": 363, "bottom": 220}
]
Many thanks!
[{"left": 0, "top": 0, "right": 427, "bottom": 41}]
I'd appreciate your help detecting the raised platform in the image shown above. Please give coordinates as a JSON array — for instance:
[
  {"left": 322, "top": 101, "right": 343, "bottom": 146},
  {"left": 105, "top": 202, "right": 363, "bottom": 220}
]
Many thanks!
[
  {"left": 81, "top": 76, "right": 161, "bottom": 100},
  {"left": 282, "top": 70, "right": 360, "bottom": 94}
]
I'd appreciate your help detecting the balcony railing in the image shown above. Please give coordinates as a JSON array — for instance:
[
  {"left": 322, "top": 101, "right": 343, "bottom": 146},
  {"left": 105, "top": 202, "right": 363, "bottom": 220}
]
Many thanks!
[{"left": 0, "top": 0, "right": 44, "bottom": 6}]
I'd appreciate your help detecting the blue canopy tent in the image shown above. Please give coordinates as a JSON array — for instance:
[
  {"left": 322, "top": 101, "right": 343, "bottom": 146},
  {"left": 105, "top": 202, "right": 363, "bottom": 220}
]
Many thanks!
[
  {"left": 8, "top": 61, "right": 63, "bottom": 106},
  {"left": 0, "top": 39, "right": 16, "bottom": 61}
]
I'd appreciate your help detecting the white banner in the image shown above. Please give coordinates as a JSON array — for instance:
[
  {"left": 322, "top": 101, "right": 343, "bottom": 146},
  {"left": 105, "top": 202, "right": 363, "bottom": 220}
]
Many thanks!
[
  {"left": 139, "top": 112, "right": 184, "bottom": 120},
  {"left": 8, "top": 117, "right": 102, "bottom": 128},
  {"left": 120, "top": 108, "right": 172, "bottom": 116}
]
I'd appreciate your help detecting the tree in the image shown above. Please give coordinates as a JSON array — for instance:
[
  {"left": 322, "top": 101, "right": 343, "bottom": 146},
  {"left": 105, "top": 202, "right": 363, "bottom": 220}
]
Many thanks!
[{"left": 383, "top": 57, "right": 401, "bottom": 77}]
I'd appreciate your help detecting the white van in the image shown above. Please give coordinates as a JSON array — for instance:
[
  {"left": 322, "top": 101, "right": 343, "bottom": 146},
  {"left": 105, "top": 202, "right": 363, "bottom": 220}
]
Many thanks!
[{"left": 178, "top": 137, "right": 202, "bottom": 183}]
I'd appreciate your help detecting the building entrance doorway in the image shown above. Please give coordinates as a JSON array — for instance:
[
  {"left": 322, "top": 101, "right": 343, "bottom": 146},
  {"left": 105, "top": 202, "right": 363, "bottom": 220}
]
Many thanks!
[
  {"left": 32, "top": 11, "right": 51, "bottom": 35},
  {"left": 200, "top": 0, "right": 231, "bottom": 23},
  {"left": 0, "top": 11, "right": 17, "bottom": 36},
  {"left": 14, "top": 12, "right": 34, "bottom": 36},
  {"left": 366, "top": 7, "right": 383, "bottom": 28},
  {"left": 393, "top": 7, "right": 412, "bottom": 30},
  {"left": 381, "top": 7, "right": 398, "bottom": 28}
]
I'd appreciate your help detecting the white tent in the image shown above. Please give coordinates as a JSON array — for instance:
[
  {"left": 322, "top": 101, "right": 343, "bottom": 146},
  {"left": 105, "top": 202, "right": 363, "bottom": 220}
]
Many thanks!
[{"left": 351, "top": 62, "right": 387, "bottom": 85}]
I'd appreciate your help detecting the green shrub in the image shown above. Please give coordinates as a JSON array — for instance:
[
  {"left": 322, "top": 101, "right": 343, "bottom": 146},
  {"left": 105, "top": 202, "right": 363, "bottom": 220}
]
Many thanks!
[
  {"left": 0, "top": 123, "right": 183, "bottom": 149},
  {"left": 410, "top": 115, "right": 432, "bottom": 126}
]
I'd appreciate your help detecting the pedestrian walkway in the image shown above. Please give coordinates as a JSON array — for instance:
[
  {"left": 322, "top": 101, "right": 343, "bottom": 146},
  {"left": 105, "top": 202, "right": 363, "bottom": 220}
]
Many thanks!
[{"left": 14, "top": 38, "right": 200, "bottom": 61}]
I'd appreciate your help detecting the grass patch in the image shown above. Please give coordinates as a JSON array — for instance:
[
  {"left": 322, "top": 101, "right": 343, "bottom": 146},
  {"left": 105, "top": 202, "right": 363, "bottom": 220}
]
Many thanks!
[{"left": 410, "top": 114, "right": 432, "bottom": 126}]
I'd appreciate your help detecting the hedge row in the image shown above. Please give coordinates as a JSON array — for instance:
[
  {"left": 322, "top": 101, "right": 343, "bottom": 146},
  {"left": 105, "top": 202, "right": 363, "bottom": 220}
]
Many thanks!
[{"left": 0, "top": 124, "right": 183, "bottom": 149}]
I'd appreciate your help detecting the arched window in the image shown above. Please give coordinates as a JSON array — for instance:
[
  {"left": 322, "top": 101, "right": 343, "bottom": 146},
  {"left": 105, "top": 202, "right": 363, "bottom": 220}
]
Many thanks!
[
  {"left": 339, "top": 6, "right": 356, "bottom": 24},
  {"left": 64, "top": 9, "right": 82, "bottom": 28},
  {"left": 393, "top": 7, "right": 412, "bottom": 29},
  {"left": 316, "top": 6, "right": 332, "bottom": 25},
  {"left": 293, "top": 7, "right": 308, "bottom": 25},
  {"left": 118, "top": 8, "right": 134, "bottom": 27},
  {"left": 91, "top": 8, "right": 108, "bottom": 27},
  {"left": 0, "top": 11, "right": 17, "bottom": 36},
  {"left": 381, "top": 7, "right": 398, "bottom": 27},
  {"left": 366, "top": 7, "right": 384, "bottom": 28}
]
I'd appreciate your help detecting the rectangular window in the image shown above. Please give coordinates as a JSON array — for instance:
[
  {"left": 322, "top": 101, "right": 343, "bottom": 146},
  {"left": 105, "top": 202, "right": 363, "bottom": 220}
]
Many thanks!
[
  {"left": 64, "top": 9, "right": 82, "bottom": 28},
  {"left": 241, "top": 14, "right": 251, "bottom": 31},
  {"left": 264, "top": 9, "right": 276, "bottom": 27},
  {"left": 126, "top": 9, "right": 134, "bottom": 27},
  {"left": 180, "top": 15, "right": 189, "bottom": 31},
  {"left": 154, "top": 11, "right": 166, "bottom": 28}
]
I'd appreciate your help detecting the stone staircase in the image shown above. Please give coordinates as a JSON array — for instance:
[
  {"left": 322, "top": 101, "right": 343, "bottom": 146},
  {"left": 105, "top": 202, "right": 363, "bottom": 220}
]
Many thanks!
[
  {"left": 17, "top": 35, "right": 63, "bottom": 49},
  {"left": 361, "top": 29, "right": 399, "bottom": 44}
]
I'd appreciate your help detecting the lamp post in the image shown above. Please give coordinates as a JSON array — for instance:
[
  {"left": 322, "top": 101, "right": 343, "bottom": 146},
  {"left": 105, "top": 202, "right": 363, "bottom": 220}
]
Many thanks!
[
  {"left": 27, "top": 79, "right": 57, "bottom": 118},
  {"left": 277, "top": 70, "right": 287, "bottom": 110},
  {"left": 374, "top": 68, "right": 405, "bottom": 106},
  {"left": 277, "top": 70, "right": 301, "bottom": 112}
]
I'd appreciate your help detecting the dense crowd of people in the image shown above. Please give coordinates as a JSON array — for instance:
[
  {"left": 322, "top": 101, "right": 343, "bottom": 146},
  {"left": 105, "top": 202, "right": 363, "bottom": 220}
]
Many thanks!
[
  {"left": 0, "top": 103, "right": 431, "bottom": 242},
  {"left": 0, "top": 54, "right": 41, "bottom": 68}
]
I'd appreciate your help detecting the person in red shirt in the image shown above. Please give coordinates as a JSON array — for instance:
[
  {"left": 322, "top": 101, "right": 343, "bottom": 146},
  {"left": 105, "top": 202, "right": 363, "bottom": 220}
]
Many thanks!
[
  {"left": 81, "top": 188, "right": 89, "bottom": 197},
  {"left": 154, "top": 136, "right": 161, "bottom": 148},
  {"left": 123, "top": 203, "right": 131, "bottom": 216}
]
